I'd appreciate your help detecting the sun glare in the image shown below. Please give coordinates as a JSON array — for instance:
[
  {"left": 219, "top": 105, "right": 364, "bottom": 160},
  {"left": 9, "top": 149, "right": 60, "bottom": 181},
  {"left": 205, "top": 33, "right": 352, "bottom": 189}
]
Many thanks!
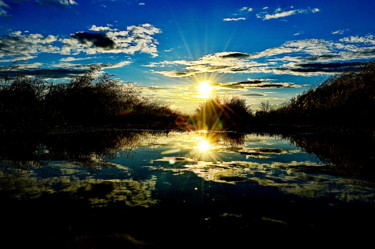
[{"left": 197, "top": 80, "right": 213, "bottom": 98}]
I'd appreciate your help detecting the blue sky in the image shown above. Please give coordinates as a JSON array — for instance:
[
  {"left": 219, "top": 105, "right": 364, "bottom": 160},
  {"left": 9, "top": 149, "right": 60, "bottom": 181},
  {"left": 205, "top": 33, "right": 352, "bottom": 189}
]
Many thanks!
[{"left": 1, "top": 0, "right": 374, "bottom": 112}]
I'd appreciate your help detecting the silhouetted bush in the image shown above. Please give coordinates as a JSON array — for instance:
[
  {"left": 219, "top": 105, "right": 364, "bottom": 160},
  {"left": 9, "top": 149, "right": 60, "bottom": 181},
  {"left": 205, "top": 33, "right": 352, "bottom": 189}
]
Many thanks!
[{"left": 192, "top": 97, "right": 253, "bottom": 130}]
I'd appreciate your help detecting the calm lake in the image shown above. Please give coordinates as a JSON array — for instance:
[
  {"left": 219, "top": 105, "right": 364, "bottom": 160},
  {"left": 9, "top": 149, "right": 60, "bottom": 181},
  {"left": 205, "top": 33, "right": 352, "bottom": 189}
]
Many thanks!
[{"left": 1, "top": 130, "right": 374, "bottom": 248}]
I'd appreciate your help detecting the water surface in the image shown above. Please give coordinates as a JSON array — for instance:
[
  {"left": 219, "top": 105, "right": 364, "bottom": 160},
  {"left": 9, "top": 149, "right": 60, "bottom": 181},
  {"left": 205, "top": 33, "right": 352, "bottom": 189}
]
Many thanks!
[{"left": 1, "top": 131, "right": 374, "bottom": 247}]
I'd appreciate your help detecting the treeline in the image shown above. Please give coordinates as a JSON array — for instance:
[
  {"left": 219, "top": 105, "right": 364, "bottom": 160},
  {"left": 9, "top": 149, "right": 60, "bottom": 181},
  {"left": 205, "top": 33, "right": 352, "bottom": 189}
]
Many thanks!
[
  {"left": 193, "top": 61, "right": 375, "bottom": 132},
  {"left": 255, "top": 61, "right": 375, "bottom": 129},
  {"left": 0, "top": 67, "right": 184, "bottom": 130},
  {"left": 1, "top": 61, "right": 374, "bottom": 132}
]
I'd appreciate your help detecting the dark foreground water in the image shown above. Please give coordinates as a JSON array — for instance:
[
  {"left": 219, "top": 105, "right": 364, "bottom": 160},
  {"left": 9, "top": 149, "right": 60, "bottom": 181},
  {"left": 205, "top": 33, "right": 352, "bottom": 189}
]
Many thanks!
[{"left": 0, "top": 130, "right": 374, "bottom": 248}]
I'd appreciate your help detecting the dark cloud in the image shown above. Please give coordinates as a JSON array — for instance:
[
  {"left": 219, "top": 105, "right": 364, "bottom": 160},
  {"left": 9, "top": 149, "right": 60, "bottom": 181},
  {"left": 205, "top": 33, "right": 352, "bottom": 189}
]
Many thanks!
[
  {"left": 279, "top": 62, "right": 366, "bottom": 73},
  {"left": 240, "top": 93, "right": 265, "bottom": 97},
  {"left": 71, "top": 32, "right": 115, "bottom": 49},
  {"left": 303, "top": 54, "right": 341, "bottom": 62},
  {"left": 219, "top": 52, "right": 251, "bottom": 59},
  {"left": 229, "top": 80, "right": 262, "bottom": 86},
  {"left": 220, "top": 79, "right": 301, "bottom": 89},
  {"left": 0, "top": 68, "right": 86, "bottom": 79}
]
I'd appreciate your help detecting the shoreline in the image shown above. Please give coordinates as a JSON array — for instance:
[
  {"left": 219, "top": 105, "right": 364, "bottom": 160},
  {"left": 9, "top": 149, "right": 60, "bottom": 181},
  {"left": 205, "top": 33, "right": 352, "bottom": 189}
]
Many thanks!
[{"left": 1, "top": 122, "right": 373, "bottom": 139}]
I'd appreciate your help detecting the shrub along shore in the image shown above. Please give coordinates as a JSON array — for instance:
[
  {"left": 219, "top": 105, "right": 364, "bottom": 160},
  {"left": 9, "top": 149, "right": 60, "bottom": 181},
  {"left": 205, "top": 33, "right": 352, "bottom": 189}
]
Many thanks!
[{"left": 1, "top": 62, "right": 374, "bottom": 136}]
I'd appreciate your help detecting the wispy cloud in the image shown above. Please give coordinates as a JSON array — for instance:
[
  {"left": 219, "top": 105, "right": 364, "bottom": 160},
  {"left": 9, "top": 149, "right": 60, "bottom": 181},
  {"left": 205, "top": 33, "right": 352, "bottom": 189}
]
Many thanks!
[
  {"left": 60, "top": 56, "right": 94, "bottom": 62},
  {"left": 0, "top": 0, "right": 9, "bottom": 16},
  {"left": 257, "top": 6, "right": 320, "bottom": 20},
  {"left": 332, "top": 29, "right": 349, "bottom": 35},
  {"left": 223, "top": 6, "right": 253, "bottom": 22}
]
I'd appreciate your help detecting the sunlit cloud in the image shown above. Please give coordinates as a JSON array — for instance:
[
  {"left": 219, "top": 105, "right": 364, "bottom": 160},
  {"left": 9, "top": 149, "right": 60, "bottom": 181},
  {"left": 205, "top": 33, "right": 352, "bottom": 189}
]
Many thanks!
[{"left": 150, "top": 34, "right": 375, "bottom": 78}]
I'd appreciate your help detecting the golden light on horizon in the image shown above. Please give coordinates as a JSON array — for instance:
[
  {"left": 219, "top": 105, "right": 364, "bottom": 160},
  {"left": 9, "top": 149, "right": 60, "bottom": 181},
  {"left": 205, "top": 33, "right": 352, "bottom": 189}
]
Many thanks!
[{"left": 196, "top": 80, "right": 213, "bottom": 99}]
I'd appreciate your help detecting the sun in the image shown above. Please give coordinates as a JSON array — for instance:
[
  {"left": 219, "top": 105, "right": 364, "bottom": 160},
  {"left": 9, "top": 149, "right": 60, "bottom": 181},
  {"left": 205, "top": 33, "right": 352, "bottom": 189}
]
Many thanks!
[
  {"left": 197, "top": 80, "right": 213, "bottom": 98},
  {"left": 196, "top": 139, "right": 212, "bottom": 152}
]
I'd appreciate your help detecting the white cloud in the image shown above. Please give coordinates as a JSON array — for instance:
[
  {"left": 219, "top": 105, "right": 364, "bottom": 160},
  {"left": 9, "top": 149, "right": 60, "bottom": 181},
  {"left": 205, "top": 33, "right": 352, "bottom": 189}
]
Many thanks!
[
  {"left": 240, "top": 7, "right": 253, "bottom": 12},
  {"left": 223, "top": 17, "right": 246, "bottom": 22},
  {"left": 263, "top": 9, "right": 298, "bottom": 20},
  {"left": 89, "top": 25, "right": 116, "bottom": 32},
  {"left": 339, "top": 34, "right": 375, "bottom": 45},
  {"left": 60, "top": 56, "right": 94, "bottom": 62},
  {"left": 0, "top": 23, "right": 161, "bottom": 64},
  {"left": 62, "top": 23, "right": 162, "bottom": 57},
  {"left": 0, "top": 31, "right": 60, "bottom": 61},
  {"left": 257, "top": 6, "right": 320, "bottom": 20}
]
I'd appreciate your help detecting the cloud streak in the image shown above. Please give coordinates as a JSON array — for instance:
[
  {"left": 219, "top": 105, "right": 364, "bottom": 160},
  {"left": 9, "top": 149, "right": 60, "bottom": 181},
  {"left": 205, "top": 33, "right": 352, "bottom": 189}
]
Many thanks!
[
  {"left": 219, "top": 79, "right": 304, "bottom": 89},
  {"left": 223, "top": 17, "right": 246, "bottom": 22}
]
